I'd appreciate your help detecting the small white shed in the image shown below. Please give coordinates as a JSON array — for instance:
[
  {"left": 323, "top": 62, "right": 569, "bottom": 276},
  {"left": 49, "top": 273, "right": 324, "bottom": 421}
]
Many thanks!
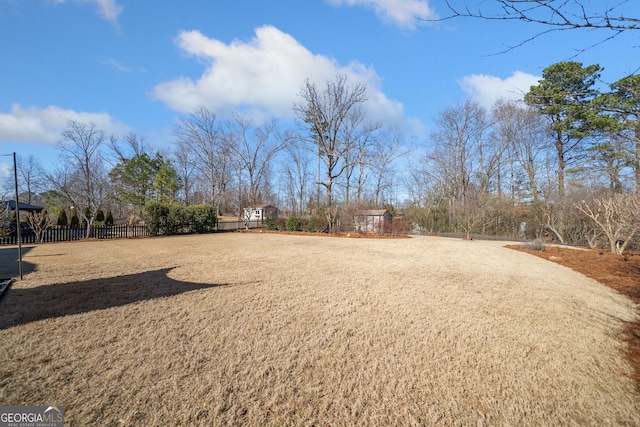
[{"left": 243, "top": 204, "right": 279, "bottom": 225}]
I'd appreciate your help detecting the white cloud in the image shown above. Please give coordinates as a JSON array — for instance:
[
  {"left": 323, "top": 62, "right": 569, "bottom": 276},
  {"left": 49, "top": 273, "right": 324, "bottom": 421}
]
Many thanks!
[
  {"left": 327, "top": 0, "right": 436, "bottom": 29},
  {"left": 0, "top": 163, "right": 9, "bottom": 190},
  {"left": 0, "top": 104, "right": 130, "bottom": 145},
  {"left": 153, "top": 25, "right": 420, "bottom": 133},
  {"left": 459, "top": 71, "right": 541, "bottom": 110},
  {"left": 53, "top": 0, "right": 122, "bottom": 24}
]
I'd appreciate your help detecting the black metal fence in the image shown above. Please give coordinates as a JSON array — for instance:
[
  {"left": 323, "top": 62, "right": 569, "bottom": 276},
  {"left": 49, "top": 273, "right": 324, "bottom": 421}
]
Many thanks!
[
  {"left": 0, "top": 225, "right": 151, "bottom": 245},
  {"left": 0, "top": 220, "right": 266, "bottom": 245}
]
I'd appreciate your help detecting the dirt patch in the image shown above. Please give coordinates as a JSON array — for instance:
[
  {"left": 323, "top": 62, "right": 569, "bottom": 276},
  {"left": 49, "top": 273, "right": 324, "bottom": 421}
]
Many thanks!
[{"left": 510, "top": 245, "right": 640, "bottom": 390}]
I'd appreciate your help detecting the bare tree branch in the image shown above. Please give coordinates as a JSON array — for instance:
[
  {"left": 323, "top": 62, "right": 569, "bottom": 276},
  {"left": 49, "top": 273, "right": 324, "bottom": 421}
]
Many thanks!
[
  {"left": 576, "top": 193, "right": 640, "bottom": 254},
  {"left": 426, "top": 1, "right": 638, "bottom": 54},
  {"left": 26, "top": 211, "right": 54, "bottom": 243},
  {"left": 433, "top": 0, "right": 639, "bottom": 30}
]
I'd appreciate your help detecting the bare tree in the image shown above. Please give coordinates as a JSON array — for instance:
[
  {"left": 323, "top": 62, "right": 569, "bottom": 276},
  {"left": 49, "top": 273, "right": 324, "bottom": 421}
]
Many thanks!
[
  {"left": 0, "top": 193, "right": 9, "bottom": 229},
  {"left": 491, "top": 100, "right": 548, "bottom": 203},
  {"left": 109, "top": 132, "right": 148, "bottom": 164},
  {"left": 46, "top": 121, "right": 110, "bottom": 239},
  {"left": 280, "top": 140, "right": 313, "bottom": 216},
  {"left": 428, "top": 100, "right": 496, "bottom": 236},
  {"left": 14, "top": 154, "right": 44, "bottom": 205},
  {"left": 539, "top": 197, "right": 566, "bottom": 244},
  {"left": 174, "top": 106, "right": 232, "bottom": 213},
  {"left": 224, "top": 115, "right": 287, "bottom": 209},
  {"left": 430, "top": 1, "right": 639, "bottom": 53},
  {"left": 343, "top": 127, "right": 377, "bottom": 205},
  {"left": 172, "top": 141, "right": 197, "bottom": 206},
  {"left": 294, "top": 74, "right": 381, "bottom": 230},
  {"left": 370, "top": 129, "right": 409, "bottom": 206}
]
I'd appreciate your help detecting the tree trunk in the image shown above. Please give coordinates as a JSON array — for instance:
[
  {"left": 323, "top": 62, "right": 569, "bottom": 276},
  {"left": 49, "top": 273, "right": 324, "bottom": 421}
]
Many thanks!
[
  {"left": 326, "top": 173, "right": 333, "bottom": 231},
  {"left": 555, "top": 130, "right": 565, "bottom": 199},
  {"left": 635, "top": 124, "right": 640, "bottom": 192}
]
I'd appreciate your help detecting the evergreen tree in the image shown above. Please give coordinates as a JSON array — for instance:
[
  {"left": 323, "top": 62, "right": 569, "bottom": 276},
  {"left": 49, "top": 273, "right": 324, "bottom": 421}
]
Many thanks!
[
  {"left": 70, "top": 209, "right": 80, "bottom": 227},
  {"left": 524, "top": 61, "right": 603, "bottom": 198},
  {"left": 110, "top": 152, "right": 182, "bottom": 214},
  {"left": 57, "top": 208, "right": 68, "bottom": 226},
  {"left": 105, "top": 210, "right": 114, "bottom": 226},
  {"left": 599, "top": 75, "right": 640, "bottom": 190}
]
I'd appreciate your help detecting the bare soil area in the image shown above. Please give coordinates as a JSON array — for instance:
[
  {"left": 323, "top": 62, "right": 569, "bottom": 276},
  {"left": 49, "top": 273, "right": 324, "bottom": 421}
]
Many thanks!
[{"left": 0, "top": 234, "right": 638, "bottom": 426}]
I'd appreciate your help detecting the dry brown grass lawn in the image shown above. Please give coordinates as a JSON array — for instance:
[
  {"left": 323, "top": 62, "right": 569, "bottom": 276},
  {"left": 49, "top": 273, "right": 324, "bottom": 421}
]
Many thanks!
[{"left": 0, "top": 233, "right": 638, "bottom": 426}]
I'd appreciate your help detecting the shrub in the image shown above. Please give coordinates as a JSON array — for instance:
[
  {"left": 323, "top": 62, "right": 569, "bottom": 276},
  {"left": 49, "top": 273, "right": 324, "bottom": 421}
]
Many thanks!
[
  {"left": 145, "top": 202, "right": 217, "bottom": 235},
  {"left": 264, "top": 217, "right": 281, "bottom": 231},
  {"left": 187, "top": 204, "right": 217, "bottom": 233},
  {"left": 286, "top": 216, "right": 302, "bottom": 232},
  {"left": 306, "top": 215, "right": 327, "bottom": 232},
  {"left": 145, "top": 202, "right": 170, "bottom": 236},
  {"left": 95, "top": 209, "right": 105, "bottom": 223},
  {"left": 264, "top": 218, "right": 278, "bottom": 231},
  {"left": 166, "top": 205, "right": 186, "bottom": 235},
  {"left": 521, "top": 239, "right": 546, "bottom": 251}
]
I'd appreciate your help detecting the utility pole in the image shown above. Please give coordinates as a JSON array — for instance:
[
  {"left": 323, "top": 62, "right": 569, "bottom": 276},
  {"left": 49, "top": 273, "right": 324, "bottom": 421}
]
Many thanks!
[
  {"left": 13, "top": 153, "right": 23, "bottom": 279},
  {"left": 2, "top": 152, "right": 23, "bottom": 279}
]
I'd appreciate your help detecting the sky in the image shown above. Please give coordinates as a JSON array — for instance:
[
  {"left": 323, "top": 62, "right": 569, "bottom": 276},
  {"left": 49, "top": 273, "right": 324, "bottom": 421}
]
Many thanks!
[{"left": 0, "top": 0, "right": 638, "bottom": 186}]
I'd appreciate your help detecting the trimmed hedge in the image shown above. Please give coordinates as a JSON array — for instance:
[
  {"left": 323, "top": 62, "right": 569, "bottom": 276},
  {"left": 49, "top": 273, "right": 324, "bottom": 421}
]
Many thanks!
[
  {"left": 145, "top": 202, "right": 217, "bottom": 236},
  {"left": 187, "top": 204, "right": 218, "bottom": 233}
]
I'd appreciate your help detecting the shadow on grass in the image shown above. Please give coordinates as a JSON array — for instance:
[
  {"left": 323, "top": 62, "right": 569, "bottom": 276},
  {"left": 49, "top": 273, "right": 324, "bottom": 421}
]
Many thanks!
[
  {"left": 0, "top": 268, "right": 227, "bottom": 329},
  {"left": 0, "top": 246, "right": 36, "bottom": 278}
]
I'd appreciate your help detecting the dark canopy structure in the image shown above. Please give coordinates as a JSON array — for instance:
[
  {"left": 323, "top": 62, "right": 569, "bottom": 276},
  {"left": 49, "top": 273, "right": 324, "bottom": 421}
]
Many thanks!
[{"left": 2, "top": 200, "right": 44, "bottom": 213}]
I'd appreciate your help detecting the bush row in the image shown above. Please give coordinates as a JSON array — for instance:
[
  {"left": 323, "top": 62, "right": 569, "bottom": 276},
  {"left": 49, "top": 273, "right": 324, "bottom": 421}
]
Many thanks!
[
  {"left": 264, "top": 216, "right": 411, "bottom": 235},
  {"left": 264, "top": 216, "right": 328, "bottom": 233},
  {"left": 145, "top": 202, "right": 217, "bottom": 236}
]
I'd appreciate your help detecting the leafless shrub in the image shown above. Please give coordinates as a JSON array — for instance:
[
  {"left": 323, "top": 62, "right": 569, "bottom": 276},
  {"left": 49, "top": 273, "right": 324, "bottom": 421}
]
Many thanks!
[
  {"left": 521, "top": 239, "right": 546, "bottom": 251},
  {"left": 577, "top": 193, "right": 640, "bottom": 255},
  {"left": 25, "top": 211, "right": 54, "bottom": 243}
]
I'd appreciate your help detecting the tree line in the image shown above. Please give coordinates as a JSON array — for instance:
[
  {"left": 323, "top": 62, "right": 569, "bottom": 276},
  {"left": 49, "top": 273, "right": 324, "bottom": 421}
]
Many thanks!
[
  {"left": 3, "top": 64, "right": 639, "bottom": 253},
  {"left": 408, "top": 61, "right": 639, "bottom": 252}
]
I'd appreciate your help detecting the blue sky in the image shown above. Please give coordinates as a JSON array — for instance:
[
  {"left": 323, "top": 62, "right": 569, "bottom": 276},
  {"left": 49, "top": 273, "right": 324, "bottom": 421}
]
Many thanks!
[{"left": 0, "top": 0, "right": 638, "bottom": 185}]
